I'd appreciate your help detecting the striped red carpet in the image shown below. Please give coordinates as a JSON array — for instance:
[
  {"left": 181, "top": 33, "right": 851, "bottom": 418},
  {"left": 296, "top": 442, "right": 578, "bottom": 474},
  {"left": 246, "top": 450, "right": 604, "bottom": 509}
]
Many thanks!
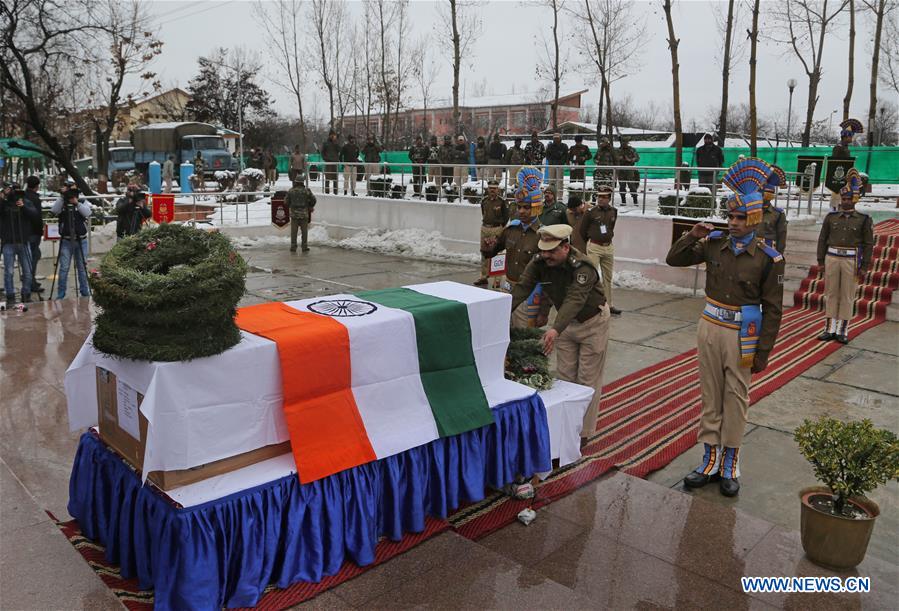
[{"left": 55, "top": 218, "right": 898, "bottom": 608}]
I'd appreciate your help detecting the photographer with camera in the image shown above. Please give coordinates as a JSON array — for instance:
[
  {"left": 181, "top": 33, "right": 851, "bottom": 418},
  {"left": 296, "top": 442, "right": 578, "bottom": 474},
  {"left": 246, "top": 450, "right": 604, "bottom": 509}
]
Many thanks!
[
  {"left": 115, "top": 185, "right": 151, "bottom": 240},
  {"left": 50, "top": 188, "right": 92, "bottom": 299},
  {"left": 24, "top": 176, "right": 45, "bottom": 294},
  {"left": 1, "top": 184, "right": 39, "bottom": 308}
]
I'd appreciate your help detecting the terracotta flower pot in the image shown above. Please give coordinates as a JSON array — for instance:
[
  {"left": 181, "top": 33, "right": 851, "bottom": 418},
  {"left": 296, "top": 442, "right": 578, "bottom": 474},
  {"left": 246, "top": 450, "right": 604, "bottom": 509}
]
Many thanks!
[{"left": 799, "top": 486, "right": 880, "bottom": 570}]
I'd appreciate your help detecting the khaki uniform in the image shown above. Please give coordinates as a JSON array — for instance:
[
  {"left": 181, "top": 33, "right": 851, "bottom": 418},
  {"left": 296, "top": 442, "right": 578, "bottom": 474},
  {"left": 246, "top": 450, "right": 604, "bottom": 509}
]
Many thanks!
[
  {"left": 816, "top": 210, "right": 874, "bottom": 324},
  {"left": 758, "top": 204, "right": 788, "bottom": 253},
  {"left": 512, "top": 249, "right": 610, "bottom": 437},
  {"left": 484, "top": 219, "right": 543, "bottom": 327},
  {"left": 478, "top": 194, "right": 509, "bottom": 281},
  {"left": 580, "top": 204, "right": 618, "bottom": 306},
  {"left": 287, "top": 186, "right": 316, "bottom": 251},
  {"left": 567, "top": 208, "right": 588, "bottom": 252},
  {"left": 666, "top": 232, "right": 785, "bottom": 448}
]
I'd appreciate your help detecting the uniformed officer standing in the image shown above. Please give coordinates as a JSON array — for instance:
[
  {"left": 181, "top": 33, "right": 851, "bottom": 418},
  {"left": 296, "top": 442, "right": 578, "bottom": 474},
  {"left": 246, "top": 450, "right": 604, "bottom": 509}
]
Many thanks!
[
  {"left": 816, "top": 174, "right": 874, "bottom": 344},
  {"left": 759, "top": 165, "right": 788, "bottom": 253},
  {"left": 538, "top": 186, "right": 568, "bottom": 226},
  {"left": 579, "top": 184, "right": 621, "bottom": 315},
  {"left": 592, "top": 137, "right": 618, "bottom": 191},
  {"left": 483, "top": 167, "right": 545, "bottom": 327},
  {"left": 287, "top": 176, "right": 316, "bottom": 253},
  {"left": 666, "top": 158, "right": 785, "bottom": 497},
  {"left": 616, "top": 137, "right": 640, "bottom": 205},
  {"left": 511, "top": 224, "right": 611, "bottom": 442},
  {"left": 568, "top": 135, "right": 592, "bottom": 183},
  {"left": 475, "top": 179, "right": 509, "bottom": 287}
]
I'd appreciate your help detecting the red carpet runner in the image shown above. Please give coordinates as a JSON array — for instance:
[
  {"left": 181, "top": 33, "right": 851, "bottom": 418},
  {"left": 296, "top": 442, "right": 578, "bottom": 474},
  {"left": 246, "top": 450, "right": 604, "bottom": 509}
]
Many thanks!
[{"left": 55, "top": 219, "right": 898, "bottom": 608}]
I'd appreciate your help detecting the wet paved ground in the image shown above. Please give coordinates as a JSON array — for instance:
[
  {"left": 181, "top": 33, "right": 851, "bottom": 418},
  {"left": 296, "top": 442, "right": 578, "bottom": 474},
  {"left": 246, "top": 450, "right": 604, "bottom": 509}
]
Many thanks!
[{"left": 1, "top": 244, "right": 896, "bottom": 609}]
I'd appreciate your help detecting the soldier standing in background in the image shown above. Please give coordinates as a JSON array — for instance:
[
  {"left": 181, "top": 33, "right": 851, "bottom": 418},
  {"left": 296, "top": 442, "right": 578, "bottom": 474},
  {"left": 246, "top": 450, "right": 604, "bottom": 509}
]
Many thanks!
[
  {"left": 579, "top": 184, "right": 621, "bottom": 316},
  {"left": 666, "top": 158, "right": 785, "bottom": 497},
  {"left": 568, "top": 135, "right": 591, "bottom": 183},
  {"left": 617, "top": 137, "right": 640, "bottom": 205},
  {"left": 696, "top": 134, "right": 725, "bottom": 192},
  {"left": 524, "top": 131, "right": 545, "bottom": 166},
  {"left": 362, "top": 134, "right": 382, "bottom": 182},
  {"left": 453, "top": 135, "right": 469, "bottom": 188},
  {"left": 592, "top": 138, "right": 618, "bottom": 191},
  {"left": 474, "top": 179, "right": 509, "bottom": 287},
  {"left": 545, "top": 132, "right": 569, "bottom": 195},
  {"left": 408, "top": 135, "right": 430, "bottom": 198},
  {"left": 427, "top": 135, "right": 441, "bottom": 183},
  {"left": 816, "top": 174, "right": 873, "bottom": 344},
  {"left": 287, "top": 175, "right": 316, "bottom": 253},
  {"left": 511, "top": 223, "right": 611, "bottom": 444},
  {"left": 828, "top": 119, "right": 863, "bottom": 209},
  {"left": 438, "top": 135, "right": 456, "bottom": 188},
  {"left": 340, "top": 135, "right": 360, "bottom": 196},
  {"left": 504, "top": 137, "right": 526, "bottom": 185},
  {"left": 487, "top": 134, "right": 507, "bottom": 181},
  {"left": 474, "top": 136, "right": 489, "bottom": 181},
  {"left": 289, "top": 145, "right": 306, "bottom": 183},
  {"left": 321, "top": 131, "right": 341, "bottom": 194}
]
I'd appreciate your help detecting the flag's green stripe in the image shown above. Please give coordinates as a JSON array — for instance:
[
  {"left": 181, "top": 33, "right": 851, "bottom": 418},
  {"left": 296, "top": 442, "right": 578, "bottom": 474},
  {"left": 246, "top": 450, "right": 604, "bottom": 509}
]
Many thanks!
[{"left": 357, "top": 288, "right": 494, "bottom": 437}]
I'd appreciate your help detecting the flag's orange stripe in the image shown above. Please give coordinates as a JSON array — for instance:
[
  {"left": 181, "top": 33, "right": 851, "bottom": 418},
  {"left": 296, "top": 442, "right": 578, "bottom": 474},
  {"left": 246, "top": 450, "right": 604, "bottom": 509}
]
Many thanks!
[{"left": 236, "top": 302, "right": 376, "bottom": 482}]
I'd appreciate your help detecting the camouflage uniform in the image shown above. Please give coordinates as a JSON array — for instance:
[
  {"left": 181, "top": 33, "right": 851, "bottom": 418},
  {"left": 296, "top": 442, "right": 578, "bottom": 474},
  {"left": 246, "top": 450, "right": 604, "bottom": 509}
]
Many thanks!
[
  {"left": 287, "top": 184, "right": 317, "bottom": 252},
  {"left": 592, "top": 141, "right": 618, "bottom": 191},
  {"left": 408, "top": 140, "right": 431, "bottom": 196},
  {"left": 617, "top": 140, "right": 640, "bottom": 205}
]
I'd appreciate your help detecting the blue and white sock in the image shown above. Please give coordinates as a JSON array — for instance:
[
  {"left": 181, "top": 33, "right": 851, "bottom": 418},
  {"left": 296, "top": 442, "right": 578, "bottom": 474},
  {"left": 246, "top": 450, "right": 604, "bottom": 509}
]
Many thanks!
[
  {"left": 720, "top": 447, "right": 741, "bottom": 479},
  {"left": 694, "top": 443, "right": 722, "bottom": 476}
]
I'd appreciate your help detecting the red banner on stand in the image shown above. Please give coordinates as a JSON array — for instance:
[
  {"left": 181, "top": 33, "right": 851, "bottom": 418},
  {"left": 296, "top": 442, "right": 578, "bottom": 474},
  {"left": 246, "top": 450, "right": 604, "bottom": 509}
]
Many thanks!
[
  {"left": 271, "top": 191, "right": 289, "bottom": 228},
  {"left": 152, "top": 194, "right": 175, "bottom": 224}
]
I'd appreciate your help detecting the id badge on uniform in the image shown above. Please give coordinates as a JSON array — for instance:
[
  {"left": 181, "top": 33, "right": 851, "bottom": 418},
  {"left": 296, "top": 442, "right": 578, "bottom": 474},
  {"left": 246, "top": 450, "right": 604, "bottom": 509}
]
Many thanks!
[{"left": 600, "top": 224, "right": 608, "bottom": 235}]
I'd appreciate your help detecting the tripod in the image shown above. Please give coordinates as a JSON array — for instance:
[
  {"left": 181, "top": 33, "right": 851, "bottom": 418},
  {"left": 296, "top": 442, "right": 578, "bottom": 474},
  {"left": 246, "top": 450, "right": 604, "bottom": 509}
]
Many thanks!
[{"left": 49, "top": 205, "right": 91, "bottom": 300}]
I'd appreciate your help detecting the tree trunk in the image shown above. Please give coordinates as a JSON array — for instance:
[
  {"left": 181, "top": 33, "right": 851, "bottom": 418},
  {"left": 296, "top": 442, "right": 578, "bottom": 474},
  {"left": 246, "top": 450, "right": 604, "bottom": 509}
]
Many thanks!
[
  {"left": 802, "top": 71, "right": 820, "bottom": 147},
  {"left": 596, "top": 83, "right": 604, "bottom": 138},
  {"left": 604, "top": 75, "right": 613, "bottom": 139},
  {"left": 663, "top": 0, "right": 683, "bottom": 166},
  {"left": 718, "top": 0, "right": 735, "bottom": 147},
  {"left": 749, "top": 0, "right": 760, "bottom": 155},
  {"left": 843, "top": 0, "right": 856, "bottom": 121},
  {"left": 867, "top": 0, "right": 886, "bottom": 147},
  {"left": 551, "top": 0, "right": 561, "bottom": 129},
  {"left": 450, "top": 0, "right": 461, "bottom": 134}
]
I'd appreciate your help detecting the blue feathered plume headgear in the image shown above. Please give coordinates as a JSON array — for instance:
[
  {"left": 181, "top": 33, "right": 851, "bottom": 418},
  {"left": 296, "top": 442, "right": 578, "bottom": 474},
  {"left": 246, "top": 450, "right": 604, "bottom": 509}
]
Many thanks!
[
  {"left": 839, "top": 118, "right": 864, "bottom": 139},
  {"left": 722, "top": 158, "right": 772, "bottom": 225},
  {"left": 840, "top": 168, "right": 862, "bottom": 203},
  {"left": 763, "top": 165, "right": 786, "bottom": 202},
  {"left": 515, "top": 167, "right": 544, "bottom": 210}
]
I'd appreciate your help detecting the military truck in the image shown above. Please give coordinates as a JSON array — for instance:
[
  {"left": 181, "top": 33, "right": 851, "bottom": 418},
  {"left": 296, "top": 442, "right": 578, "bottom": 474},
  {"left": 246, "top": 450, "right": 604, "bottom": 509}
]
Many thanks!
[{"left": 132, "top": 122, "right": 234, "bottom": 177}]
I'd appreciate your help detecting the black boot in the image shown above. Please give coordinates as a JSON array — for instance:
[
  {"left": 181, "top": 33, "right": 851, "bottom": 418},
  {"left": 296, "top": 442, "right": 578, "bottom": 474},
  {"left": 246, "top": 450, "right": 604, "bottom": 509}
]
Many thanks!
[
  {"left": 683, "top": 471, "right": 719, "bottom": 488},
  {"left": 836, "top": 334, "right": 849, "bottom": 344},
  {"left": 719, "top": 477, "right": 740, "bottom": 497},
  {"left": 817, "top": 331, "right": 834, "bottom": 341}
]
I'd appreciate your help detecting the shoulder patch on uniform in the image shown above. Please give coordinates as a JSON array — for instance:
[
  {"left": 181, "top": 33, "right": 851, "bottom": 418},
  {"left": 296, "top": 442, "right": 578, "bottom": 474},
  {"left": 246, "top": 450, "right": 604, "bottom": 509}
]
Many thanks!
[
  {"left": 576, "top": 271, "right": 588, "bottom": 285},
  {"left": 757, "top": 240, "right": 784, "bottom": 263},
  {"left": 509, "top": 219, "right": 522, "bottom": 227},
  {"left": 773, "top": 206, "right": 784, "bottom": 214}
]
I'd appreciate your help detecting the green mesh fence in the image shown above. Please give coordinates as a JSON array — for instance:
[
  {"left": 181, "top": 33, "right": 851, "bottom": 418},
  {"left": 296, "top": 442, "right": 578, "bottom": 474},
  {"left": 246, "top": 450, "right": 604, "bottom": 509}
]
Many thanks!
[{"left": 275, "top": 146, "right": 899, "bottom": 184}]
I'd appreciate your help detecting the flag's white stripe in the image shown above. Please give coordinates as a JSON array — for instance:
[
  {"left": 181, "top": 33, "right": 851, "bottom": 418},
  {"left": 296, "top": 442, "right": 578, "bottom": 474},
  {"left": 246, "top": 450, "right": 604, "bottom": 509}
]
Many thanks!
[
  {"left": 405, "top": 281, "right": 511, "bottom": 385},
  {"left": 285, "top": 295, "right": 439, "bottom": 459}
]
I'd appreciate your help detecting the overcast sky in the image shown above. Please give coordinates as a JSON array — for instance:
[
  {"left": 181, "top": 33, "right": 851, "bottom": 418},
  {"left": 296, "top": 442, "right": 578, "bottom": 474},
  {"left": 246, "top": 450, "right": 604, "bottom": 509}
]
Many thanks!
[{"left": 148, "top": 0, "right": 896, "bottom": 130}]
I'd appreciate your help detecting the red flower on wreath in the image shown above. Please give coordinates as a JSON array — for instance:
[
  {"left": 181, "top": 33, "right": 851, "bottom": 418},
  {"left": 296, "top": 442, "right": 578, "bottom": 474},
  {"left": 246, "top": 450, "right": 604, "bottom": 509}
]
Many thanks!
[
  {"left": 90, "top": 268, "right": 101, "bottom": 278},
  {"left": 146, "top": 240, "right": 158, "bottom": 251}
]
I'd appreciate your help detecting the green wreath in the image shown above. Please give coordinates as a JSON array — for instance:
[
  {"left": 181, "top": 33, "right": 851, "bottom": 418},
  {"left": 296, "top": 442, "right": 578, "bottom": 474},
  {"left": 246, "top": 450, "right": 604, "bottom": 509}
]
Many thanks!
[
  {"left": 90, "top": 223, "right": 247, "bottom": 361},
  {"left": 504, "top": 327, "right": 554, "bottom": 390}
]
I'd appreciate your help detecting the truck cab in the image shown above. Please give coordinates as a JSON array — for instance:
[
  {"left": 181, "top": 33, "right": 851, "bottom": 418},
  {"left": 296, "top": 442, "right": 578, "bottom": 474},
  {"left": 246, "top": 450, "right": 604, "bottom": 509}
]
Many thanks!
[
  {"left": 181, "top": 136, "right": 234, "bottom": 176},
  {"left": 107, "top": 146, "right": 135, "bottom": 175}
]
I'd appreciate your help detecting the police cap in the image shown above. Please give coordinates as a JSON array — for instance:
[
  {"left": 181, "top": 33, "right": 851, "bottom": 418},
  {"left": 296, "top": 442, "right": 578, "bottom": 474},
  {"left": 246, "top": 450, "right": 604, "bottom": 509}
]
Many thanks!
[
  {"left": 595, "top": 184, "right": 614, "bottom": 195},
  {"left": 537, "top": 224, "right": 573, "bottom": 250}
]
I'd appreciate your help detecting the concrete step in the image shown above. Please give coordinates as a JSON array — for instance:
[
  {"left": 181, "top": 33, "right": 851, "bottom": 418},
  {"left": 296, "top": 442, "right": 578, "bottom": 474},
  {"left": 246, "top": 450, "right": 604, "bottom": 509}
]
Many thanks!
[{"left": 888, "top": 302, "right": 899, "bottom": 322}]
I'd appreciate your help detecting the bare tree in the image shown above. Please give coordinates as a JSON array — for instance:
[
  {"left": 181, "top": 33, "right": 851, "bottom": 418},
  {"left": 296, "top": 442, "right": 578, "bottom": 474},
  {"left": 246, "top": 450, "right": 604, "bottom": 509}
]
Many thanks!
[
  {"left": 390, "top": 0, "right": 411, "bottom": 143},
  {"left": 84, "top": 0, "right": 162, "bottom": 191},
  {"left": 1, "top": 0, "right": 110, "bottom": 193},
  {"left": 436, "top": 0, "right": 481, "bottom": 135},
  {"left": 570, "top": 0, "right": 644, "bottom": 137},
  {"left": 881, "top": 9, "right": 899, "bottom": 96},
  {"left": 716, "top": 0, "right": 741, "bottom": 146},
  {"left": 253, "top": 0, "right": 309, "bottom": 153},
  {"left": 843, "top": 0, "right": 856, "bottom": 121},
  {"left": 663, "top": 0, "right": 683, "bottom": 165},
  {"left": 861, "top": 0, "right": 898, "bottom": 146},
  {"left": 411, "top": 35, "right": 439, "bottom": 137},
  {"left": 331, "top": 2, "right": 352, "bottom": 133},
  {"left": 748, "top": 0, "right": 760, "bottom": 155},
  {"left": 535, "top": 0, "right": 567, "bottom": 129},
  {"left": 309, "top": 0, "right": 338, "bottom": 129},
  {"left": 770, "top": 0, "right": 850, "bottom": 146}
]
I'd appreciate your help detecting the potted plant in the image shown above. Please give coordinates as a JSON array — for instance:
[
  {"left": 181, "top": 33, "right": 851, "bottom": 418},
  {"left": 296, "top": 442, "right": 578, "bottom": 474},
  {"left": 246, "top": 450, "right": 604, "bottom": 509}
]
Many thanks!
[{"left": 794, "top": 417, "right": 899, "bottom": 569}]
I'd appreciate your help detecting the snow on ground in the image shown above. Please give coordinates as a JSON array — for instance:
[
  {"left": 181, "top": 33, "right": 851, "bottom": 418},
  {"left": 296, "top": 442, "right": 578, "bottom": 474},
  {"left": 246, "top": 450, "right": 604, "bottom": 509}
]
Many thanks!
[{"left": 613, "top": 270, "right": 696, "bottom": 296}]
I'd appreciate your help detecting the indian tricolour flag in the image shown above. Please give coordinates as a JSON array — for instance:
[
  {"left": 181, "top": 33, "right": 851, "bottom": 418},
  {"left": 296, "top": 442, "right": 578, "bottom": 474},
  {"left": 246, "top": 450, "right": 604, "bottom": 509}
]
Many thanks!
[{"left": 235, "top": 281, "right": 511, "bottom": 483}]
